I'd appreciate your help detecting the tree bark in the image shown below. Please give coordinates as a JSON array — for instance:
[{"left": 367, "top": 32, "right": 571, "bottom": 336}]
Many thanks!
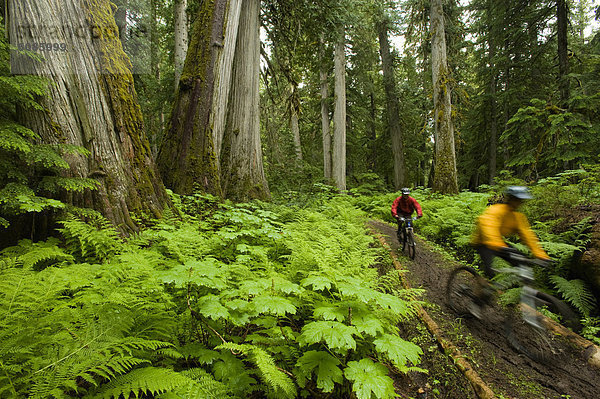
[
  {"left": 332, "top": 34, "right": 346, "bottom": 191},
  {"left": 290, "top": 84, "right": 303, "bottom": 162},
  {"left": 319, "top": 34, "right": 332, "bottom": 182},
  {"left": 377, "top": 17, "right": 406, "bottom": 190},
  {"left": 220, "top": 0, "right": 270, "bottom": 201},
  {"left": 430, "top": 0, "right": 459, "bottom": 194},
  {"left": 369, "top": 86, "right": 377, "bottom": 172},
  {"left": 8, "top": 0, "right": 168, "bottom": 232},
  {"left": 487, "top": 0, "right": 497, "bottom": 185},
  {"left": 210, "top": 0, "right": 242, "bottom": 164},
  {"left": 557, "top": 0, "right": 569, "bottom": 106},
  {"left": 156, "top": 0, "right": 227, "bottom": 196},
  {"left": 173, "top": 0, "right": 188, "bottom": 90}
]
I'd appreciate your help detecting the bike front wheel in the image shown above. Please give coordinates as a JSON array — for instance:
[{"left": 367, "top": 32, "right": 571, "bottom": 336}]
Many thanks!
[
  {"left": 406, "top": 230, "right": 416, "bottom": 259},
  {"left": 504, "top": 291, "right": 581, "bottom": 363},
  {"left": 446, "top": 266, "right": 483, "bottom": 318}
]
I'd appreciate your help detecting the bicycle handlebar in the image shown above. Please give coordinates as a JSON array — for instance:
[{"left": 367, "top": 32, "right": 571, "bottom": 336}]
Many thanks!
[
  {"left": 506, "top": 251, "right": 553, "bottom": 268},
  {"left": 397, "top": 216, "right": 418, "bottom": 221}
]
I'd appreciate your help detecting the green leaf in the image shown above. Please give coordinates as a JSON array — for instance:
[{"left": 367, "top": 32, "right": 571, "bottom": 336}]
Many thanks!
[
  {"left": 197, "top": 295, "right": 230, "bottom": 320},
  {"left": 298, "top": 321, "right": 358, "bottom": 351},
  {"left": 352, "top": 312, "right": 384, "bottom": 336},
  {"left": 238, "top": 279, "right": 271, "bottom": 296},
  {"left": 338, "top": 279, "right": 379, "bottom": 303},
  {"left": 296, "top": 350, "right": 343, "bottom": 392},
  {"left": 374, "top": 293, "right": 412, "bottom": 316},
  {"left": 344, "top": 359, "right": 396, "bottom": 399},
  {"left": 252, "top": 295, "right": 296, "bottom": 316},
  {"left": 373, "top": 334, "right": 423, "bottom": 371},
  {"left": 301, "top": 274, "right": 333, "bottom": 291},
  {"left": 313, "top": 303, "right": 347, "bottom": 322}
]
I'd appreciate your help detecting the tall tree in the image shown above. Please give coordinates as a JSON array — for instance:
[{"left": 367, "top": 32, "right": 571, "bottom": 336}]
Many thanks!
[
  {"left": 156, "top": 0, "right": 226, "bottom": 196},
  {"left": 377, "top": 11, "right": 406, "bottom": 190},
  {"left": 210, "top": 0, "right": 242, "bottom": 164},
  {"left": 430, "top": 0, "right": 458, "bottom": 193},
  {"left": 8, "top": 0, "right": 168, "bottom": 232},
  {"left": 220, "top": 0, "right": 270, "bottom": 200},
  {"left": 332, "top": 33, "right": 347, "bottom": 191},
  {"left": 289, "top": 83, "right": 303, "bottom": 162},
  {"left": 173, "top": 0, "right": 189, "bottom": 90},
  {"left": 320, "top": 35, "right": 332, "bottom": 182},
  {"left": 557, "top": 0, "right": 570, "bottom": 105}
]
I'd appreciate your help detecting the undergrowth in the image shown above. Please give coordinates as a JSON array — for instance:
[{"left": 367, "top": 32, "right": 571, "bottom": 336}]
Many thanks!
[{"left": 0, "top": 193, "right": 425, "bottom": 398}]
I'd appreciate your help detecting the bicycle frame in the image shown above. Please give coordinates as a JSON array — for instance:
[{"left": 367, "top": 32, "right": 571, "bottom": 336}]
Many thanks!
[
  {"left": 397, "top": 216, "right": 417, "bottom": 233},
  {"left": 492, "top": 255, "right": 549, "bottom": 330}
]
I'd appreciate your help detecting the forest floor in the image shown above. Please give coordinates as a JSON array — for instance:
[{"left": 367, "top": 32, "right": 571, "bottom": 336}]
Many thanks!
[{"left": 368, "top": 219, "right": 600, "bottom": 399}]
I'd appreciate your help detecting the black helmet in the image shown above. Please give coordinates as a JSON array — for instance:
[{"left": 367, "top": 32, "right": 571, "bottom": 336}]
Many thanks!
[
  {"left": 505, "top": 186, "right": 532, "bottom": 200},
  {"left": 401, "top": 188, "right": 411, "bottom": 195}
]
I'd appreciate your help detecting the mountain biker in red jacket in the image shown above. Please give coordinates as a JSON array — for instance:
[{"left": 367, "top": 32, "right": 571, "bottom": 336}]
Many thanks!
[{"left": 391, "top": 188, "right": 423, "bottom": 235}]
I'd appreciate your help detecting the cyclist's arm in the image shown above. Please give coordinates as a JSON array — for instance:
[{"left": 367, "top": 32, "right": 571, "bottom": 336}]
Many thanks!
[
  {"left": 391, "top": 197, "right": 401, "bottom": 218},
  {"left": 412, "top": 198, "right": 423, "bottom": 217},
  {"left": 515, "top": 213, "right": 550, "bottom": 259},
  {"left": 477, "top": 208, "right": 508, "bottom": 251}
]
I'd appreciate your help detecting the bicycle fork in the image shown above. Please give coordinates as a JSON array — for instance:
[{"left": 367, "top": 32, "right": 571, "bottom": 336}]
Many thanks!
[{"left": 521, "top": 285, "right": 544, "bottom": 330}]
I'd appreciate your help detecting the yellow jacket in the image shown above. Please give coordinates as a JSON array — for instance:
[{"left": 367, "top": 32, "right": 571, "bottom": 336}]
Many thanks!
[{"left": 471, "top": 204, "right": 549, "bottom": 259}]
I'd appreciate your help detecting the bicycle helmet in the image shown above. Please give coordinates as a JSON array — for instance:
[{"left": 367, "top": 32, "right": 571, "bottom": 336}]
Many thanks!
[
  {"left": 505, "top": 186, "right": 532, "bottom": 200},
  {"left": 401, "top": 188, "right": 411, "bottom": 195}
]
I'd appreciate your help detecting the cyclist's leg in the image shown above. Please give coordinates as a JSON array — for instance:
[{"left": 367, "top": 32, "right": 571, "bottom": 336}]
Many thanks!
[
  {"left": 397, "top": 215, "right": 409, "bottom": 234},
  {"left": 476, "top": 245, "right": 497, "bottom": 279},
  {"left": 474, "top": 245, "right": 497, "bottom": 305}
]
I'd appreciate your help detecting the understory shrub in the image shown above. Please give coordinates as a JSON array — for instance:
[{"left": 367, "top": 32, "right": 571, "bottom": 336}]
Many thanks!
[{"left": 0, "top": 194, "right": 424, "bottom": 399}]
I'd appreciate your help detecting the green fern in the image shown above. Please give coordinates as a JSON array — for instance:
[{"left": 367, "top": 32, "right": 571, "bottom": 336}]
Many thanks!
[
  {"left": 216, "top": 343, "right": 296, "bottom": 399},
  {"left": 550, "top": 275, "right": 597, "bottom": 317},
  {"left": 58, "top": 215, "right": 121, "bottom": 263},
  {"left": 89, "top": 367, "right": 193, "bottom": 399}
]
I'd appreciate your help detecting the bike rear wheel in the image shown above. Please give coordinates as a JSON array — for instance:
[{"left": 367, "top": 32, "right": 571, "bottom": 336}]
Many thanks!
[
  {"left": 504, "top": 291, "right": 581, "bottom": 363},
  {"left": 446, "top": 266, "right": 483, "bottom": 317}
]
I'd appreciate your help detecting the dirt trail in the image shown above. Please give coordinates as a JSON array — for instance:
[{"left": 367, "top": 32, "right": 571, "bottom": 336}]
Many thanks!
[{"left": 369, "top": 219, "right": 600, "bottom": 399}]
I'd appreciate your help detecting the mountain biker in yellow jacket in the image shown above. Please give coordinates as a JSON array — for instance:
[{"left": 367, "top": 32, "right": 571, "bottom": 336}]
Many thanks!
[{"left": 471, "top": 186, "right": 550, "bottom": 278}]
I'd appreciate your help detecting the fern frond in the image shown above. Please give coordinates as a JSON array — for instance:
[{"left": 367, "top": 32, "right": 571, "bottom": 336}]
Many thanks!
[
  {"left": 550, "top": 275, "right": 597, "bottom": 316},
  {"left": 216, "top": 343, "right": 296, "bottom": 399},
  {"left": 91, "top": 367, "right": 192, "bottom": 399}
]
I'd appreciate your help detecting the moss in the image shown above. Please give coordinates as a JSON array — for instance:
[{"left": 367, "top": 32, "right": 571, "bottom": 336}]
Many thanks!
[
  {"left": 84, "top": 0, "right": 168, "bottom": 219},
  {"left": 156, "top": 0, "right": 225, "bottom": 198}
]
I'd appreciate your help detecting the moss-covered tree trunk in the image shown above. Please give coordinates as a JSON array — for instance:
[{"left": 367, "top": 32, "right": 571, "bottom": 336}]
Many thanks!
[
  {"left": 377, "top": 16, "right": 405, "bottom": 190},
  {"left": 332, "top": 33, "right": 346, "bottom": 191},
  {"left": 156, "top": 0, "right": 227, "bottom": 196},
  {"left": 430, "top": 0, "right": 459, "bottom": 194},
  {"left": 220, "top": 0, "right": 269, "bottom": 201},
  {"left": 8, "top": 0, "right": 168, "bottom": 232}
]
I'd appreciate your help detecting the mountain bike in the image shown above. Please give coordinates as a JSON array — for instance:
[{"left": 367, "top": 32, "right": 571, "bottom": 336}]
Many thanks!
[
  {"left": 396, "top": 216, "right": 417, "bottom": 259},
  {"left": 446, "top": 250, "right": 581, "bottom": 363}
]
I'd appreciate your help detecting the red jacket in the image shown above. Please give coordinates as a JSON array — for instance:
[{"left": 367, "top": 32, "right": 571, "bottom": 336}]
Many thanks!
[{"left": 391, "top": 195, "right": 423, "bottom": 218}]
